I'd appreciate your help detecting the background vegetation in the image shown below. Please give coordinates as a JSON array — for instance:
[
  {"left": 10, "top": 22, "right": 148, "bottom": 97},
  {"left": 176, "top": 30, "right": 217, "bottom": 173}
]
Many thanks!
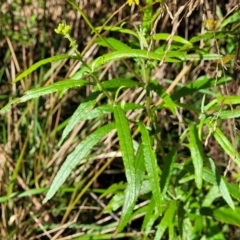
[{"left": 1, "top": 0, "right": 240, "bottom": 239}]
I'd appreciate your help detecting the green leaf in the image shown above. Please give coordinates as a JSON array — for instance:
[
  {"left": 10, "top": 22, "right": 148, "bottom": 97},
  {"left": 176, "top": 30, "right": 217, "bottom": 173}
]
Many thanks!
[
  {"left": 142, "top": 197, "right": 160, "bottom": 237},
  {"left": 73, "top": 49, "right": 182, "bottom": 79},
  {"left": 154, "top": 47, "right": 186, "bottom": 60},
  {"left": 201, "top": 207, "right": 240, "bottom": 227},
  {"left": 13, "top": 54, "right": 77, "bottom": 82},
  {"left": 190, "top": 32, "right": 226, "bottom": 43},
  {"left": 203, "top": 167, "right": 217, "bottom": 185},
  {"left": 133, "top": 144, "right": 145, "bottom": 192},
  {"left": 189, "top": 124, "right": 204, "bottom": 189},
  {"left": 100, "top": 182, "right": 126, "bottom": 199},
  {"left": 149, "top": 79, "right": 176, "bottom": 115},
  {"left": 0, "top": 98, "right": 20, "bottom": 114},
  {"left": 208, "top": 158, "right": 235, "bottom": 209},
  {"left": 182, "top": 217, "right": 195, "bottom": 240},
  {"left": 225, "top": 182, "right": 240, "bottom": 201},
  {"left": 186, "top": 53, "right": 222, "bottom": 61},
  {"left": 160, "top": 148, "right": 177, "bottom": 198},
  {"left": 215, "top": 109, "right": 240, "bottom": 119},
  {"left": 58, "top": 99, "right": 97, "bottom": 146},
  {"left": 202, "top": 186, "right": 221, "bottom": 207},
  {"left": 113, "top": 104, "right": 137, "bottom": 231},
  {"left": 113, "top": 104, "right": 135, "bottom": 184},
  {"left": 220, "top": 11, "right": 240, "bottom": 28},
  {"left": 59, "top": 101, "right": 143, "bottom": 147},
  {"left": 104, "top": 192, "right": 125, "bottom": 212},
  {"left": 152, "top": 33, "right": 193, "bottom": 46},
  {"left": 172, "top": 76, "right": 231, "bottom": 100},
  {"left": 95, "top": 26, "right": 138, "bottom": 38},
  {"left": 154, "top": 201, "right": 177, "bottom": 240},
  {"left": 0, "top": 193, "right": 18, "bottom": 203},
  {"left": 120, "top": 102, "right": 144, "bottom": 111},
  {"left": 1, "top": 80, "right": 90, "bottom": 114},
  {"left": 89, "top": 49, "right": 180, "bottom": 66},
  {"left": 142, "top": 0, "right": 153, "bottom": 32},
  {"left": 42, "top": 123, "right": 115, "bottom": 203},
  {"left": 213, "top": 126, "right": 240, "bottom": 168},
  {"left": 217, "top": 95, "right": 240, "bottom": 105},
  {"left": 139, "top": 122, "right": 162, "bottom": 213},
  {"left": 95, "top": 37, "right": 132, "bottom": 50},
  {"left": 117, "top": 144, "right": 145, "bottom": 232},
  {"left": 17, "top": 188, "right": 48, "bottom": 197},
  {"left": 20, "top": 79, "right": 89, "bottom": 103},
  {"left": 203, "top": 167, "right": 240, "bottom": 202},
  {"left": 174, "top": 102, "right": 199, "bottom": 113},
  {"left": 92, "top": 78, "right": 140, "bottom": 92},
  {"left": 205, "top": 219, "right": 226, "bottom": 240}
]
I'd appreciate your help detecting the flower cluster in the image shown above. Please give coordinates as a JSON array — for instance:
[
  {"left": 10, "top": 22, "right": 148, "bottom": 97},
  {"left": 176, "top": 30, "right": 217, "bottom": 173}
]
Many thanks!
[
  {"left": 54, "top": 23, "right": 76, "bottom": 47},
  {"left": 128, "top": 0, "right": 139, "bottom": 6},
  {"left": 55, "top": 23, "right": 72, "bottom": 35}
]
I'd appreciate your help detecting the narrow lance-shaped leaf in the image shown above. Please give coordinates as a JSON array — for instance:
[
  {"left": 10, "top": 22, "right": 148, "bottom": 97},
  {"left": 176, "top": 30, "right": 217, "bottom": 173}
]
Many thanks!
[
  {"left": 1, "top": 80, "right": 89, "bottom": 115},
  {"left": 20, "top": 79, "right": 89, "bottom": 102},
  {"left": 142, "top": 196, "right": 161, "bottom": 238},
  {"left": 95, "top": 37, "right": 132, "bottom": 51},
  {"left": 0, "top": 80, "right": 89, "bottom": 114},
  {"left": 60, "top": 102, "right": 142, "bottom": 147},
  {"left": 189, "top": 124, "right": 204, "bottom": 189},
  {"left": 152, "top": 33, "right": 193, "bottom": 46},
  {"left": 154, "top": 201, "right": 177, "bottom": 240},
  {"left": 208, "top": 158, "right": 235, "bottom": 210},
  {"left": 201, "top": 206, "right": 240, "bottom": 227},
  {"left": 213, "top": 126, "right": 240, "bottom": 168},
  {"left": 186, "top": 53, "right": 222, "bottom": 61},
  {"left": 117, "top": 144, "right": 145, "bottom": 232},
  {"left": 0, "top": 98, "right": 20, "bottom": 114},
  {"left": 139, "top": 122, "right": 162, "bottom": 213},
  {"left": 13, "top": 54, "right": 78, "bottom": 82},
  {"left": 113, "top": 104, "right": 135, "bottom": 185},
  {"left": 113, "top": 104, "right": 137, "bottom": 232},
  {"left": 58, "top": 99, "right": 97, "bottom": 146},
  {"left": 73, "top": 49, "right": 181, "bottom": 79},
  {"left": 213, "top": 207, "right": 240, "bottom": 227},
  {"left": 203, "top": 167, "right": 240, "bottom": 201},
  {"left": 95, "top": 26, "right": 138, "bottom": 38},
  {"left": 92, "top": 78, "right": 140, "bottom": 92},
  {"left": 43, "top": 123, "right": 115, "bottom": 203},
  {"left": 149, "top": 80, "right": 176, "bottom": 115},
  {"left": 172, "top": 76, "right": 231, "bottom": 101}
]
